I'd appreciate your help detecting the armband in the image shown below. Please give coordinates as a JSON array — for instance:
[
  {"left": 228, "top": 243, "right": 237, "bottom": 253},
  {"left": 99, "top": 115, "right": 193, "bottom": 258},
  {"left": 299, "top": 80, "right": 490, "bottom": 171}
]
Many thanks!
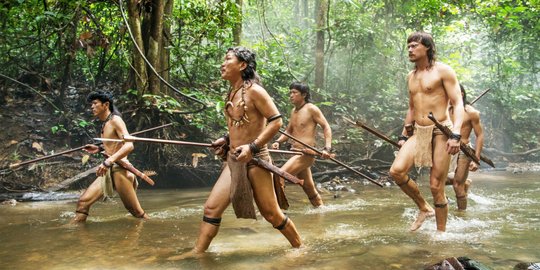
[
  {"left": 98, "top": 145, "right": 105, "bottom": 152},
  {"left": 322, "top": 146, "right": 333, "bottom": 153},
  {"left": 449, "top": 133, "right": 461, "bottom": 141},
  {"left": 267, "top": 114, "right": 282, "bottom": 123}
]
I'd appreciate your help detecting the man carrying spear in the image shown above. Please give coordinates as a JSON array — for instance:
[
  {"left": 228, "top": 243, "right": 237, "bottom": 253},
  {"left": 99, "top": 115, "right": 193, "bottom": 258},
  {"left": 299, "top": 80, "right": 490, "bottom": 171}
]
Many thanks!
[
  {"left": 389, "top": 32, "right": 464, "bottom": 232},
  {"left": 71, "top": 91, "right": 148, "bottom": 223},
  {"left": 272, "top": 82, "right": 333, "bottom": 207},
  {"left": 184, "top": 47, "right": 302, "bottom": 255},
  {"left": 446, "top": 84, "right": 485, "bottom": 210}
]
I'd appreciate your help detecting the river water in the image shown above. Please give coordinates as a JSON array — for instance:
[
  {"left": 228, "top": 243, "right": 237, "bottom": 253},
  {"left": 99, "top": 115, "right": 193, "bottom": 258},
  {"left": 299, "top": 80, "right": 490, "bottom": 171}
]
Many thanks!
[{"left": 0, "top": 171, "right": 538, "bottom": 269}]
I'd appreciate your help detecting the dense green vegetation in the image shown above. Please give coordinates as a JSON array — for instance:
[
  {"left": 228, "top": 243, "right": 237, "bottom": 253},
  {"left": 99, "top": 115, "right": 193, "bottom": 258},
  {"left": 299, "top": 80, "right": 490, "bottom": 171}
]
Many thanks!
[{"left": 1, "top": 0, "right": 538, "bottom": 171}]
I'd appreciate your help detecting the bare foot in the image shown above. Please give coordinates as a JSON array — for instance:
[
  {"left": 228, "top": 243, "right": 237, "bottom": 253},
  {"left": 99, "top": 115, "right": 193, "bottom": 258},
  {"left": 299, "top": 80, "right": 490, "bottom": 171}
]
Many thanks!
[
  {"left": 167, "top": 248, "right": 204, "bottom": 261},
  {"left": 409, "top": 209, "right": 435, "bottom": 231}
]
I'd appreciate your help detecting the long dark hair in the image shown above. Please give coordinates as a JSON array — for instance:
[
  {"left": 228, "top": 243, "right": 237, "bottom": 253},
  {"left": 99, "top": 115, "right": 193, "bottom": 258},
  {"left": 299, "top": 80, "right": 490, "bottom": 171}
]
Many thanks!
[
  {"left": 289, "top": 81, "right": 311, "bottom": 103},
  {"left": 460, "top": 84, "right": 469, "bottom": 105},
  {"left": 407, "top": 31, "right": 437, "bottom": 68},
  {"left": 227, "top": 46, "right": 261, "bottom": 86},
  {"left": 87, "top": 90, "right": 120, "bottom": 115}
]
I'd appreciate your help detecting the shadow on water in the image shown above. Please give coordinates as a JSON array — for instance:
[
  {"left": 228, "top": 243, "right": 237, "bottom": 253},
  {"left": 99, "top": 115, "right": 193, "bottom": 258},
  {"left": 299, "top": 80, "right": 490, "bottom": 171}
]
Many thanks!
[{"left": 0, "top": 171, "right": 538, "bottom": 269}]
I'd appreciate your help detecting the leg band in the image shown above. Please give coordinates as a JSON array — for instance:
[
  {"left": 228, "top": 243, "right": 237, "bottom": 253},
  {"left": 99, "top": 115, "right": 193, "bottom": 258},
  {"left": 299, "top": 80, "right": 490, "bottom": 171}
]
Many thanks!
[
  {"left": 434, "top": 202, "right": 448, "bottom": 208},
  {"left": 274, "top": 216, "right": 289, "bottom": 230},
  {"left": 136, "top": 212, "right": 146, "bottom": 218},
  {"left": 397, "top": 175, "right": 412, "bottom": 187},
  {"left": 76, "top": 210, "right": 89, "bottom": 216},
  {"left": 203, "top": 216, "right": 222, "bottom": 226}
]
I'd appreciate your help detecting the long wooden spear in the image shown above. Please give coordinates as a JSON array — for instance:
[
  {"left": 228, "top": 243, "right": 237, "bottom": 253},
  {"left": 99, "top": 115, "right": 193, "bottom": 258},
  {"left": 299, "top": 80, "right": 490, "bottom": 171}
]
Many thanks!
[
  {"left": 427, "top": 112, "right": 495, "bottom": 167},
  {"left": 470, "top": 88, "right": 491, "bottom": 105},
  {"left": 343, "top": 117, "right": 400, "bottom": 148},
  {"left": 277, "top": 130, "right": 383, "bottom": 187},
  {"left": 99, "top": 136, "right": 305, "bottom": 185},
  {"left": 8, "top": 123, "right": 173, "bottom": 169}
]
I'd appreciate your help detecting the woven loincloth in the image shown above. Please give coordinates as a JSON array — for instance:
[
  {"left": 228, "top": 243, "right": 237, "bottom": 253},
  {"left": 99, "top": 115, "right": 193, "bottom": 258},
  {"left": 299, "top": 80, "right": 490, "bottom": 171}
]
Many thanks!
[
  {"left": 99, "top": 162, "right": 138, "bottom": 198},
  {"left": 414, "top": 120, "right": 453, "bottom": 168}
]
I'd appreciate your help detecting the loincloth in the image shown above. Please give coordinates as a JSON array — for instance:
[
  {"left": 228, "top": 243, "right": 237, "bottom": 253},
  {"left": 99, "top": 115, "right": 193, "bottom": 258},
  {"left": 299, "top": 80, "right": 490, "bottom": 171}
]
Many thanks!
[
  {"left": 99, "top": 162, "right": 138, "bottom": 198},
  {"left": 228, "top": 147, "right": 287, "bottom": 219},
  {"left": 414, "top": 120, "right": 452, "bottom": 168}
]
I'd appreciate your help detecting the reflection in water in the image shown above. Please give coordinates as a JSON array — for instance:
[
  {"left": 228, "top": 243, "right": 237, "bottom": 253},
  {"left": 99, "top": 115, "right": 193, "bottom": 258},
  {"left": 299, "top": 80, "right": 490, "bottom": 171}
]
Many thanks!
[{"left": 0, "top": 171, "right": 538, "bottom": 269}]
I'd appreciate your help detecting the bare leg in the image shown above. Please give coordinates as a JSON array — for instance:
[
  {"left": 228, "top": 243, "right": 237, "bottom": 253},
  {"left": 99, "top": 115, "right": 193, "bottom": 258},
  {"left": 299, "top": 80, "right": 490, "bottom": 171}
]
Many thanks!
[
  {"left": 452, "top": 155, "right": 471, "bottom": 210},
  {"left": 193, "top": 165, "right": 232, "bottom": 253},
  {"left": 114, "top": 171, "right": 147, "bottom": 219},
  {"left": 430, "top": 135, "right": 452, "bottom": 232},
  {"left": 71, "top": 177, "right": 104, "bottom": 223},
  {"left": 390, "top": 136, "right": 434, "bottom": 231},
  {"left": 280, "top": 155, "right": 321, "bottom": 207},
  {"left": 250, "top": 166, "right": 302, "bottom": 247}
]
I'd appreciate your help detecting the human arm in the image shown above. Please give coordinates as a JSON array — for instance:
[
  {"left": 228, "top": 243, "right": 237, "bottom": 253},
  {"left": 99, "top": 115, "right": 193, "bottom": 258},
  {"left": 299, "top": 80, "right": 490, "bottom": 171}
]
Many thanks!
[
  {"left": 398, "top": 91, "right": 415, "bottom": 147},
  {"left": 272, "top": 114, "right": 292, "bottom": 149},
  {"left": 469, "top": 109, "right": 484, "bottom": 171},
  {"left": 311, "top": 106, "right": 333, "bottom": 158},
  {"left": 442, "top": 65, "right": 464, "bottom": 155}
]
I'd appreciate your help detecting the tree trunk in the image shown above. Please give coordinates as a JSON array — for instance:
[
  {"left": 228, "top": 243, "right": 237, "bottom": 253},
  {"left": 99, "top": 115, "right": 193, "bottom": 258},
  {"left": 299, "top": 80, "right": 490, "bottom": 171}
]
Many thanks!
[
  {"left": 127, "top": 0, "right": 148, "bottom": 96},
  {"left": 160, "top": 0, "right": 173, "bottom": 94},
  {"left": 59, "top": 8, "right": 81, "bottom": 103},
  {"left": 147, "top": 0, "right": 165, "bottom": 94},
  {"left": 314, "top": 0, "right": 327, "bottom": 90},
  {"left": 232, "top": 0, "right": 243, "bottom": 45}
]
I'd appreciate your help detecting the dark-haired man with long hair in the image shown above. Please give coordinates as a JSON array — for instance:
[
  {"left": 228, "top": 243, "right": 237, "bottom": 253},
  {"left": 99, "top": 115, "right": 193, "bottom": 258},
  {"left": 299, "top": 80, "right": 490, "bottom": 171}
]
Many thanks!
[
  {"left": 181, "top": 47, "right": 302, "bottom": 256},
  {"left": 71, "top": 91, "right": 148, "bottom": 223},
  {"left": 446, "top": 84, "right": 484, "bottom": 210},
  {"left": 272, "top": 82, "right": 332, "bottom": 207},
  {"left": 389, "top": 32, "right": 464, "bottom": 232}
]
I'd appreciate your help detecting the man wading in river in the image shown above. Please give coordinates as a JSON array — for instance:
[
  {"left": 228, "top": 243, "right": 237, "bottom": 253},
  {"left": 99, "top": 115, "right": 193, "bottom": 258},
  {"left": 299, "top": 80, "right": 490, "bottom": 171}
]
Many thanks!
[
  {"left": 179, "top": 47, "right": 302, "bottom": 257},
  {"left": 389, "top": 32, "right": 464, "bottom": 232},
  {"left": 271, "top": 82, "right": 333, "bottom": 207},
  {"left": 446, "top": 84, "right": 485, "bottom": 211},
  {"left": 71, "top": 91, "right": 148, "bottom": 223}
]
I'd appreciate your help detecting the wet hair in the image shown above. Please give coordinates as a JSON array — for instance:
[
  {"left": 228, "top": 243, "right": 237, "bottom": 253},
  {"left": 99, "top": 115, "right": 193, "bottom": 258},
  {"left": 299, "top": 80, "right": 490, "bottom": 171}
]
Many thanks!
[
  {"left": 227, "top": 46, "right": 260, "bottom": 86},
  {"left": 289, "top": 81, "right": 311, "bottom": 103},
  {"left": 460, "top": 83, "right": 471, "bottom": 107},
  {"left": 407, "top": 31, "right": 437, "bottom": 68},
  {"left": 86, "top": 90, "right": 120, "bottom": 115}
]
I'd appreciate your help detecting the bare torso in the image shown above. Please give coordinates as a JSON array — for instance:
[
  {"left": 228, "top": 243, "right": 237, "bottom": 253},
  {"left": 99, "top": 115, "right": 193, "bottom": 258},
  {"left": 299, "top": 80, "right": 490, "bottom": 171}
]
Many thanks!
[
  {"left": 408, "top": 62, "right": 453, "bottom": 125},
  {"left": 226, "top": 84, "right": 272, "bottom": 148},
  {"left": 101, "top": 115, "right": 129, "bottom": 161},
  {"left": 287, "top": 104, "right": 318, "bottom": 148},
  {"left": 451, "top": 104, "right": 478, "bottom": 144}
]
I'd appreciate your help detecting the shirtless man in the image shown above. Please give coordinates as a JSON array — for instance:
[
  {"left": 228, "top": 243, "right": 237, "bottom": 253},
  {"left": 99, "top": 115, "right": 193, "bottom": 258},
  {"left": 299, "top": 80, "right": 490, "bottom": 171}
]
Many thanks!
[
  {"left": 187, "top": 47, "right": 301, "bottom": 254},
  {"left": 271, "top": 82, "right": 332, "bottom": 207},
  {"left": 446, "top": 84, "right": 484, "bottom": 210},
  {"left": 389, "top": 32, "right": 464, "bottom": 232},
  {"left": 71, "top": 91, "right": 148, "bottom": 223}
]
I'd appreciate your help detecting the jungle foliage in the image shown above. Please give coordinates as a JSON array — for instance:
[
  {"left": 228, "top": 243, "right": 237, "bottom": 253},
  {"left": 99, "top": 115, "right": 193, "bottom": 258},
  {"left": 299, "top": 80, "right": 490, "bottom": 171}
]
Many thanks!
[{"left": 0, "top": 0, "right": 538, "bottom": 170}]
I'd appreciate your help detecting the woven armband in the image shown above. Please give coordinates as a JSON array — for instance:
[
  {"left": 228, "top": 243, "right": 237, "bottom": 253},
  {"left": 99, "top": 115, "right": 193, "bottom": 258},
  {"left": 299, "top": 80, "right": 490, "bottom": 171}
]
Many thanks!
[{"left": 267, "top": 114, "right": 282, "bottom": 123}]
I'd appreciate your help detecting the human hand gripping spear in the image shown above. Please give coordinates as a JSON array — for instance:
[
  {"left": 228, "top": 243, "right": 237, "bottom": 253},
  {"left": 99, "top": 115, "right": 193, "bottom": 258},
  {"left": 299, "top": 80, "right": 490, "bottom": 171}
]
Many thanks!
[
  {"left": 427, "top": 112, "right": 495, "bottom": 168},
  {"left": 97, "top": 135, "right": 305, "bottom": 186},
  {"left": 8, "top": 123, "right": 174, "bottom": 170},
  {"left": 277, "top": 130, "right": 384, "bottom": 187}
]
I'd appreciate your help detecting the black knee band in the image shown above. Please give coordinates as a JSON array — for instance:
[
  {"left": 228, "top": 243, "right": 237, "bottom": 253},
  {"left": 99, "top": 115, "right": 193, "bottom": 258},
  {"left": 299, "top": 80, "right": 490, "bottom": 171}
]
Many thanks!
[
  {"left": 434, "top": 202, "right": 448, "bottom": 208},
  {"left": 397, "top": 175, "right": 412, "bottom": 187},
  {"left": 274, "top": 216, "right": 289, "bottom": 230},
  {"left": 76, "top": 210, "right": 89, "bottom": 216},
  {"left": 203, "top": 216, "right": 222, "bottom": 226}
]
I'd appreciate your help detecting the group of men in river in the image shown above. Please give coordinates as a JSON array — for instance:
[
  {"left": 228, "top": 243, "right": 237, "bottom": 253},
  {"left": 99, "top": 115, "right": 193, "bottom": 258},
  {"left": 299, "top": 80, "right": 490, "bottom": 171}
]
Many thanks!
[{"left": 71, "top": 31, "right": 485, "bottom": 254}]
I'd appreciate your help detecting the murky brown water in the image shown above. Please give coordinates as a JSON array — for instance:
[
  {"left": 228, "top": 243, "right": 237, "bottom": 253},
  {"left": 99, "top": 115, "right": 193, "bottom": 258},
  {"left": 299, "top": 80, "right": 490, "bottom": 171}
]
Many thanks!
[{"left": 0, "top": 171, "right": 538, "bottom": 269}]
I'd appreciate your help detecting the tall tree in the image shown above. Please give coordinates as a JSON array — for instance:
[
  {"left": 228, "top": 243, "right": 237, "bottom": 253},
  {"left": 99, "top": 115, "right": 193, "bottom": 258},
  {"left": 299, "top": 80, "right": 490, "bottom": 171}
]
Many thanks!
[
  {"left": 232, "top": 0, "right": 242, "bottom": 45},
  {"left": 314, "top": 0, "right": 327, "bottom": 90}
]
